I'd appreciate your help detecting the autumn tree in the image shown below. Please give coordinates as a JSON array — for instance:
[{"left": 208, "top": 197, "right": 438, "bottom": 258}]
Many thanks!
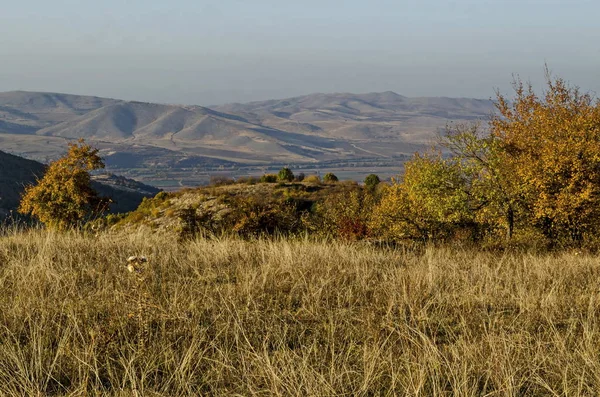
[
  {"left": 440, "top": 123, "right": 522, "bottom": 240},
  {"left": 371, "top": 151, "right": 480, "bottom": 241},
  {"left": 19, "top": 140, "right": 109, "bottom": 230},
  {"left": 492, "top": 72, "right": 600, "bottom": 242}
]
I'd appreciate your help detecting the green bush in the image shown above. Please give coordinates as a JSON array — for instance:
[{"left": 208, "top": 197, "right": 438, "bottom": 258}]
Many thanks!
[
  {"left": 323, "top": 173, "right": 339, "bottom": 183},
  {"left": 260, "top": 174, "right": 278, "bottom": 183},
  {"left": 364, "top": 174, "right": 380, "bottom": 188},
  {"left": 278, "top": 167, "right": 295, "bottom": 182}
]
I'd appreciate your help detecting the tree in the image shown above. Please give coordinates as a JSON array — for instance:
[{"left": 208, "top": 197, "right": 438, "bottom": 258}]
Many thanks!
[
  {"left": 277, "top": 167, "right": 294, "bottom": 182},
  {"left": 440, "top": 123, "right": 521, "bottom": 240},
  {"left": 19, "top": 140, "right": 109, "bottom": 230},
  {"left": 371, "top": 151, "right": 479, "bottom": 241},
  {"left": 364, "top": 174, "right": 381, "bottom": 189},
  {"left": 323, "top": 172, "right": 339, "bottom": 183},
  {"left": 492, "top": 72, "right": 600, "bottom": 242}
]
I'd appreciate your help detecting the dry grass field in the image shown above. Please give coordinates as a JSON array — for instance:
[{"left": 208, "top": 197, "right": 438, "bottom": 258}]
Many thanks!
[{"left": 0, "top": 228, "right": 599, "bottom": 396}]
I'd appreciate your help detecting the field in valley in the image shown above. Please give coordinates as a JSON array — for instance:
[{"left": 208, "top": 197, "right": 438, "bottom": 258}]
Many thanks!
[{"left": 1, "top": 228, "right": 599, "bottom": 396}]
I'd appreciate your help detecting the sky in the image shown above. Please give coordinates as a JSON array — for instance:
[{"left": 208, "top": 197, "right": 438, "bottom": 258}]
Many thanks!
[{"left": 1, "top": 0, "right": 598, "bottom": 105}]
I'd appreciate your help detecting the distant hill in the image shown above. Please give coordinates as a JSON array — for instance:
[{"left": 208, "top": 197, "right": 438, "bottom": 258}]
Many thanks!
[
  {"left": 0, "top": 150, "right": 160, "bottom": 218},
  {"left": 0, "top": 150, "right": 46, "bottom": 216},
  {"left": 213, "top": 91, "right": 494, "bottom": 144},
  {"left": 0, "top": 90, "right": 495, "bottom": 165},
  {"left": 0, "top": 91, "right": 119, "bottom": 134}
]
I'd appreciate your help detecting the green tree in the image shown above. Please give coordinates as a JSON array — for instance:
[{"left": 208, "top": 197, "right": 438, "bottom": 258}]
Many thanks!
[
  {"left": 371, "top": 151, "right": 480, "bottom": 241},
  {"left": 323, "top": 172, "right": 339, "bottom": 183},
  {"left": 278, "top": 167, "right": 295, "bottom": 182},
  {"left": 440, "top": 123, "right": 521, "bottom": 240},
  {"left": 364, "top": 174, "right": 381, "bottom": 189},
  {"left": 19, "top": 140, "right": 109, "bottom": 230}
]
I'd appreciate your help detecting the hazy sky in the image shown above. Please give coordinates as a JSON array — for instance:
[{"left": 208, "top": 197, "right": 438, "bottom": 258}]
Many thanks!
[{"left": 1, "top": 0, "right": 598, "bottom": 105}]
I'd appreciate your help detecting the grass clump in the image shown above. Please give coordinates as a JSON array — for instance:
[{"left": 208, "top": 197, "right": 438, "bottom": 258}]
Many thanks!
[{"left": 1, "top": 229, "right": 600, "bottom": 395}]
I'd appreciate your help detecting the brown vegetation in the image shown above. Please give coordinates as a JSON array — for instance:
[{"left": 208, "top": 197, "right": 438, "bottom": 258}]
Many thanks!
[{"left": 0, "top": 228, "right": 599, "bottom": 395}]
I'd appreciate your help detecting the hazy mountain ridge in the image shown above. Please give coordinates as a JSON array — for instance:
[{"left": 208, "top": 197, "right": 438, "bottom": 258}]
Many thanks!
[
  {"left": 0, "top": 91, "right": 120, "bottom": 131},
  {"left": 0, "top": 91, "right": 495, "bottom": 165}
]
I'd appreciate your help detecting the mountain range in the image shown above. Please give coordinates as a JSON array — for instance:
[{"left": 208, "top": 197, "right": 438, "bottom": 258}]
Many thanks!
[{"left": 0, "top": 90, "right": 495, "bottom": 168}]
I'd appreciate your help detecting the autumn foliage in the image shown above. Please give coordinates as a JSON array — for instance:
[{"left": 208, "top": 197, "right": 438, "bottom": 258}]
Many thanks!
[
  {"left": 374, "top": 72, "right": 600, "bottom": 247},
  {"left": 19, "top": 140, "right": 109, "bottom": 230}
]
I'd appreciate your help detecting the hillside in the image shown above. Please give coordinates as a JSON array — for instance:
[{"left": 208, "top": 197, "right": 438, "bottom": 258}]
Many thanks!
[
  {"left": 0, "top": 150, "right": 161, "bottom": 217},
  {"left": 215, "top": 91, "right": 494, "bottom": 141},
  {"left": 0, "top": 91, "right": 119, "bottom": 134},
  {"left": 114, "top": 180, "right": 360, "bottom": 234},
  {"left": 0, "top": 91, "right": 495, "bottom": 168}
]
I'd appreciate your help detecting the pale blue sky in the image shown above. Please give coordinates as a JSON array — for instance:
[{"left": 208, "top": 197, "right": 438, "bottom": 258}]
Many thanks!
[{"left": 1, "top": 0, "right": 598, "bottom": 105}]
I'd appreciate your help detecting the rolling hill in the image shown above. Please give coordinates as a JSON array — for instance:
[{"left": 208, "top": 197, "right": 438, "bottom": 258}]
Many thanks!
[{"left": 0, "top": 90, "right": 496, "bottom": 170}]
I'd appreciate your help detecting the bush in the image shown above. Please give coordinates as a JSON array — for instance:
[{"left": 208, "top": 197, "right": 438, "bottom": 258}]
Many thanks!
[
  {"left": 308, "top": 187, "right": 375, "bottom": 240},
  {"left": 210, "top": 175, "right": 235, "bottom": 186},
  {"left": 237, "top": 176, "right": 259, "bottom": 185},
  {"left": 278, "top": 167, "right": 295, "bottom": 182},
  {"left": 229, "top": 196, "right": 303, "bottom": 238},
  {"left": 323, "top": 173, "right": 339, "bottom": 183},
  {"left": 364, "top": 174, "right": 381, "bottom": 188},
  {"left": 154, "top": 191, "right": 169, "bottom": 201},
  {"left": 260, "top": 174, "right": 278, "bottom": 183},
  {"left": 295, "top": 172, "right": 306, "bottom": 182},
  {"left": 304, "top": 175, "right": 321, "bottom": 184}
]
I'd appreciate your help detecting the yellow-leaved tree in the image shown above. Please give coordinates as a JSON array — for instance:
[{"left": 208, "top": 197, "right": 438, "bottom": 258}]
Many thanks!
[
  {"left": 19, "top": 140, "right": 109, "bottom": 230},
  {"left": 371, "top": 150, "right": 480, "bottom": 241},
  {"left": 493, "top": 72, "right": 600, "bottom": 242}
]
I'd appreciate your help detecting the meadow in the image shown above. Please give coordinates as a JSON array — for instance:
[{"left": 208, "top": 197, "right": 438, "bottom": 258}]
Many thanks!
[{"left": 0, "top": 228, "right": 599, "bottom": 396}]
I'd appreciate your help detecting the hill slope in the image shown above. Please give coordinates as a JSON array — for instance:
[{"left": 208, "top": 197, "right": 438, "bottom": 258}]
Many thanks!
[
  {"left": 0, "top": 91, "right": 119, "bottom": 133},
  {"left": 0, "top": 90, "right": 495, "bottom": 166},
  {"left": 0, "top": 150, "right": 160, "bottom": 217}
]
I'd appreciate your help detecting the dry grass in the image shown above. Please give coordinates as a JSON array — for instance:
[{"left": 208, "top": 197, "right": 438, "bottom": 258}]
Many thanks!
[{"left": 0, "top": 228, "right": 599, "bottom": 395}]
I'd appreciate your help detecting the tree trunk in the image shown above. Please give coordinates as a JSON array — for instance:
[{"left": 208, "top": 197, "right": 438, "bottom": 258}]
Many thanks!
[{"left": 506, "top": 206, "right": 514, "bottom": 240}]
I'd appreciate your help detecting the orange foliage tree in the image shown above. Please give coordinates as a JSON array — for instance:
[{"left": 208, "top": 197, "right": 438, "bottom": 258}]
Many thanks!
[
  {"left": 19, "top": 140, "right": 109, "bottom": 230},
  {"left": 493, "top": 72, "right": 600, "bottom": 242}
]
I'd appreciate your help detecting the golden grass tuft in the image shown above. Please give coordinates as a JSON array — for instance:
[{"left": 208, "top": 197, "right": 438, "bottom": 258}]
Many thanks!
[{"left": 0, "top": 228, "right": 599, "bottom": 395}]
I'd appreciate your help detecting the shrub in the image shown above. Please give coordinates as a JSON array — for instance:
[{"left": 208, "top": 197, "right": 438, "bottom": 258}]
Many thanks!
[
  {"left": 303, "top": 175, "right": 321, "bottom": 184},
  {"left": 364, "top": 174, "right": 381, "bottom": 188},
  {"left": 210, "top": 176, "right": 235, "bottom": 186},
  {"left": 154, "top": 191, "right": 169, "bottom": 201},
  {"left": 260, "top": 174, "right": 278, "bottom": 183},
  {"left": 323, "top": 173, "right": 339, "bottom": 183},
  {"left": 237, "top": 176, "right": 259, "bottom": 185},
  {"left": 278, "top": 167, "right": 295, "bottom": 182},
  {"left": 229, "top": 196, "right": 302, "bottom": 238},
  {"left": 295, "top": 172, "right": 305, "bottom": 182},
  {"left": 308, "top": 187, "right": 375, "bottom": 240}
]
